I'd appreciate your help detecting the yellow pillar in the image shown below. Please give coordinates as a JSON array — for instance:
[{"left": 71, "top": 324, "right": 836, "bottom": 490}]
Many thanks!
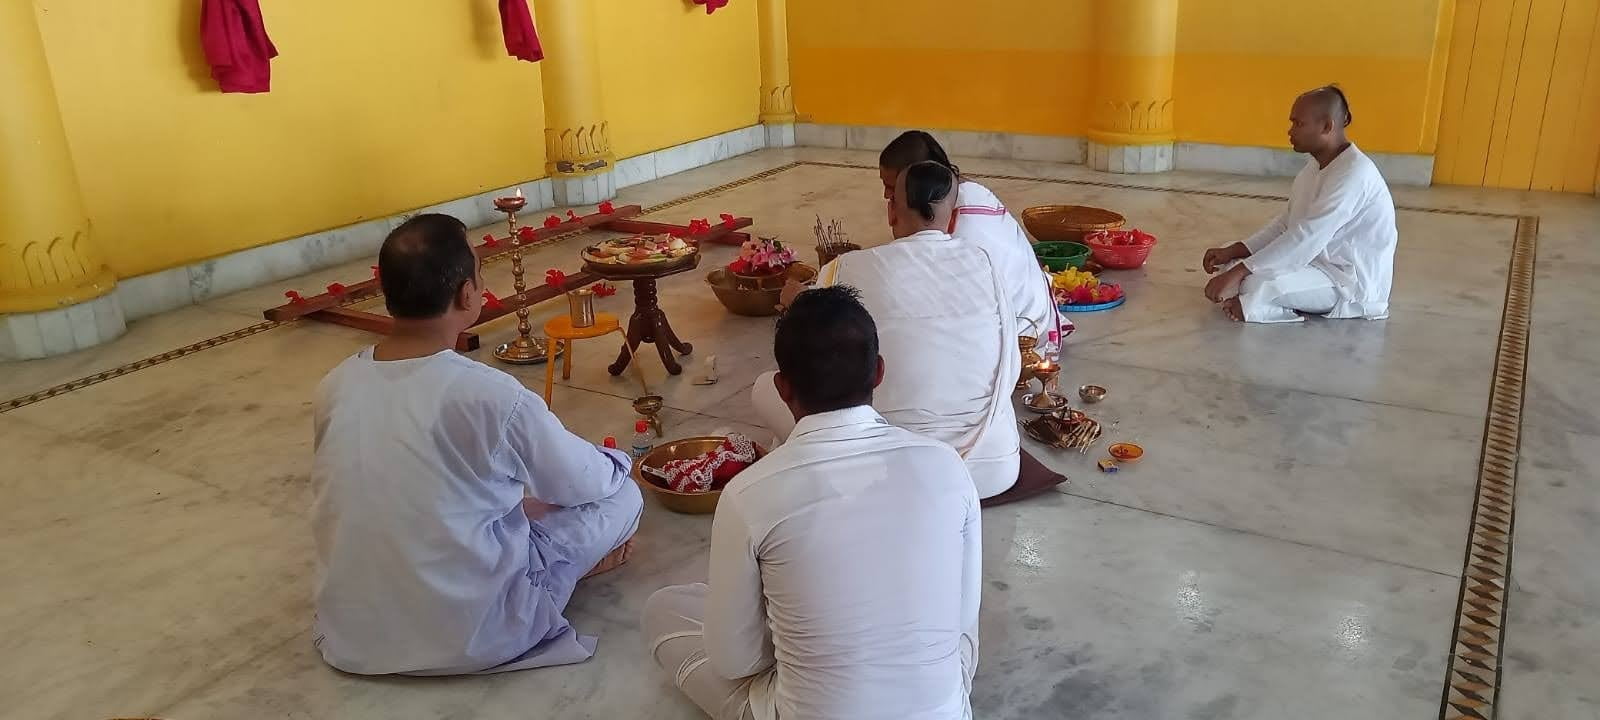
[
  {"left": 1086, "top": 0, "right": 1179, "bottom": 174},
  {"left": 1, "top": 0, "right": 118, "bottom": 314},
  {"left": 533, "top": 0, "right": 616, "bottom": 205},
  {"left": 1, "top": 0, "right": 124, "bottom": 359},
  {"left": 757, "top": 0, "right": 796, "bottom": 146}
]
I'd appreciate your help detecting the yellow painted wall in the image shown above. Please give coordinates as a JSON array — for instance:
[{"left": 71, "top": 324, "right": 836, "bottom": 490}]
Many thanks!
[
  {"left": 789, "top": 0, "right": 1451, "bottom": 155},
  {"left": 1433, "top": 0, "right": 1600, "bottom": 191},
  {"left": 594, "top": 0, "right": 761, "bottom": 159},
  {"left": 789, "top": 0, "right": 1095, "bottom": 137},
  {"left": 1175, "top": 0, "right": 1448, "bottom": 154},
  {"left": 34, "top": 0, "right": 549, "bottom": 278}
]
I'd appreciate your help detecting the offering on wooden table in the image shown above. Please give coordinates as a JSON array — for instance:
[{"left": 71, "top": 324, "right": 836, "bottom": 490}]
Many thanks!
[
  {"left": 641, "top": 433, "right": 759, "bottom": 494},
  {"left": 582, "top": 234, "right": 697, "bottom": 267},
  {"left": 1082, "top": 228, "right": 1158, "bottom": 270},
  {"left": 1051, "top": 266, "right": 1125, "bottom": 307}
]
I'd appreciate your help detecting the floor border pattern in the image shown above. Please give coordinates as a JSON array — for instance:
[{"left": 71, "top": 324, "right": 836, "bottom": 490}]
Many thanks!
[
  {"left": 1438, "top": 217, "right": 1537, "bottom": 720},
  {"left": 0, "top": 159, "right": 1542, "bottom": 720}
]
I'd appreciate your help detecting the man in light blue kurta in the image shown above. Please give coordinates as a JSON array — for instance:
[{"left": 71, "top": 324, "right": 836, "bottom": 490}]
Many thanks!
[{"left": 310, "top": 213, "right": 642, "bottom": 675}]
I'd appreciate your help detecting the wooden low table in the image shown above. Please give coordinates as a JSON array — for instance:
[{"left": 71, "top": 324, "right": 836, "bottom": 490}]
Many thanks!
[{"left": 592, "top": 256, "right": 701, "bottom": 376}]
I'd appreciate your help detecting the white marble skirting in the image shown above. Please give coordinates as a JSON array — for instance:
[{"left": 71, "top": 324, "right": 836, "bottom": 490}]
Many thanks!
[
  {"left": 1175, "top": 142, "right": 1434, "bottom": 186},
  {"left": 794, "top": 123, "right": 1435, "bottom": 186},
  {"left": 1087, "top": 141, "right": 1175, "bottom": 174},
  {"left": 111, "top": 124, "right": 773, "bottom": 323},
  {"left": 0, "top": 292, "right": 126, "bottom": 361}
]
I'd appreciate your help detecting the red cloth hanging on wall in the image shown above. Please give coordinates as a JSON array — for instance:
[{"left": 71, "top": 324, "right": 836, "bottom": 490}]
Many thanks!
[
  {"left": 200, "top": 0, "right": 278, "bottom": 93},
  {"left": 499, "top": 0, "right": 543, "bottom": 62}
]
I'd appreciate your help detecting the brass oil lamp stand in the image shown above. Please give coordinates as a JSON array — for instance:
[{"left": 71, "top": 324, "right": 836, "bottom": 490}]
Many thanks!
[{"left": 491, "top": 192, "right": 553, "bottom": 365}]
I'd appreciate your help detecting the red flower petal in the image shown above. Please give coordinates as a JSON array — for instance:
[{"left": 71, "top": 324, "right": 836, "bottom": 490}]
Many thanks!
[
  {"left": 544, "top": 215, "right": 562, "bottom": 228},
  {"left": 598, "top": 201, "right": 615, "bottom": 214},
  {"left": 285, "top": 290, "right": 305, "bottom": 304},
  {"left": 566, "top": 210, "right": 581, "bottom": 222},
  {"left": 516, "top": 226, "right": 536, "bottom": 241},
  {"left": 327, "top": 283, "right": 347, "bottom": 296}
]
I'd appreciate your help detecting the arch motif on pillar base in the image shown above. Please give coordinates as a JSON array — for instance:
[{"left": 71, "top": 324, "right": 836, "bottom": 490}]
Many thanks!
[{"left": 545, "top": 121, "right": 615, "bottom": 176}]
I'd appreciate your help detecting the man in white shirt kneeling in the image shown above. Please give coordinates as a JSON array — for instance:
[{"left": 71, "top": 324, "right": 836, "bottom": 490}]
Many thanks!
[
  {"left": 644, "top": 286, "right": 982, "bottom": 720},
  {"left": 1202, "top": 85, "right": 1398, "bottom": 323}
]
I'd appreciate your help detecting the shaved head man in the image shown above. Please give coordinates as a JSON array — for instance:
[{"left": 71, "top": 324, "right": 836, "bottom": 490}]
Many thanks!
[{"left": 1201, "top": 86, "right": 1398, "bottom": 323}]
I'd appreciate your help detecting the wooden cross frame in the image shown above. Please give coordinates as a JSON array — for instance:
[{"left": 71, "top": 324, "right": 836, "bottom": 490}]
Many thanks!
[{"left": 261, "top": 205, "right": 754, "bottom": 352}]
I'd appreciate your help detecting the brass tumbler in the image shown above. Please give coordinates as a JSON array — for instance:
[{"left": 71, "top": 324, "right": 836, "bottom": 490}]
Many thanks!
[{"left": 568, "top": 289, "right": 596, "bottom": 328}]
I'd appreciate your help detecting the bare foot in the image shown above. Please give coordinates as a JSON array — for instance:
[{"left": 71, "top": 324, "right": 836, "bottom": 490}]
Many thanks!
[
  {"left": 1222, "top": 297, "right": 1245, "bottom": 322},
  {"left": 581, "top": 539, "right": 634, "bottom": 580}
]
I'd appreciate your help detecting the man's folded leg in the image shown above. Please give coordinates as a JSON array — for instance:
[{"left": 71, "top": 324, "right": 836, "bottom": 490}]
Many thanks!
[
  {"left": 980, "top": 449, "right": 1067, "bottom": 508},
  {"left": 643, "top": 584, "right": 760, "bottom": 720},
  {"left": 533, "top": 480, "right": 643, "bottom": 608}
]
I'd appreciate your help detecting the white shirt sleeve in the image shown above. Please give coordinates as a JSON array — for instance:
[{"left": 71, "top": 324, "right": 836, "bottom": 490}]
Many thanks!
[
  {"left": 960, "top": 489, "right": 982, "bottom": 642},
  {"left": 1242, "top": 210, "right": 1288, "bottom": 255},
  {"left": 500, "top": 390, "right": 631, "bottom": 508},
  {"left": 705, "top": 496, "right": 776, "bottom": 679},
  {"left": 1242, "top": 168, "right": 1365, "bottom": 275}
]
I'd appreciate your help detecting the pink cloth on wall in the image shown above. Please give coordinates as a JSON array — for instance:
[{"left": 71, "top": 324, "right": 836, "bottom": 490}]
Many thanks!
[
  {"left": 200, "top": 0, "right": 278, "bottom": 93},
  {"left": 499, "top": 0, "right": 543, "bottom": 62}
]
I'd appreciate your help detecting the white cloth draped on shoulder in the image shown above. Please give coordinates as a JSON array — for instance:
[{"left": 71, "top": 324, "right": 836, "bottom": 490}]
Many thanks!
[
  {"left": 753, "top": 229, "right": 1022, "bottom": 499},
  {"left": 949, "top": 180, "right": 1062, "bottom": 345}
]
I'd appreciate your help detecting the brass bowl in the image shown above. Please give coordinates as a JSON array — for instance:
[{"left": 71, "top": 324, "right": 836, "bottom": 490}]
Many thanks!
[
  {"left": 1078, "top": 384, "right": 1107, "bottom": 403},
  {"left": 633, "top": 436, "right": 767, "bottom": 514},
  {"left": 706, "top": 264, "right": 817, "bottom": 317}
]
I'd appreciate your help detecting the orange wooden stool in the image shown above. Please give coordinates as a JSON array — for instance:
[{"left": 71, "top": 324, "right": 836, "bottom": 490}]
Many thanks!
[{"left": 543, "top": 313, "right": 632, "bottom": 405}]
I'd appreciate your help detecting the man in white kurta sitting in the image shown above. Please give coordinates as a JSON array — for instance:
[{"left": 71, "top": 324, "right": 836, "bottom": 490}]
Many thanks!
[
  {"left": 1202, "top": 86, "right": 1398, "bottom": 323},
  {"left": 310, "top": 213, "right": 642, "bottom": 675},
  {"left": 645, "top": 286, "right": 981, "bottom": 719},
  {"left": 877, "top": 130, "right": 1068, "bottom": 350},
  {"left": 760, "top": 161, "right": 1065, "bottom": 505}
]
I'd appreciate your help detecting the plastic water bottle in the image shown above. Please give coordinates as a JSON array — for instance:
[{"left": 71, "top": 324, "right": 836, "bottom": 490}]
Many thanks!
[{"left": 630, "top": 420, "right": 653, "bottom": 460}]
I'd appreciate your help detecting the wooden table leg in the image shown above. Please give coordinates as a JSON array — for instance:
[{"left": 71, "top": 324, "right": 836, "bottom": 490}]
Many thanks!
[
  {"left": 608, "top": 277, "right": 692, "bottom": 376},
  {"left": 562, "top": 339, "right": 574, "bottom": 380},
  {"left": 544, "top": 339, "right": 558, "bottom": 404}
]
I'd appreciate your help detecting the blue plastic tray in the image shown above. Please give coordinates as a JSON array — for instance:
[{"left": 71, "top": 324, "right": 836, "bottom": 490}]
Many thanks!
[{"left": 1059, "top": 297, "right": 1126, "bottom": 313}]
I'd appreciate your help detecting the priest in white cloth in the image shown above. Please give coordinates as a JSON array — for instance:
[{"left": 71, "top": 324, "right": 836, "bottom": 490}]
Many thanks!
[
  {"left": 644, "top": 285, "right": 982, "bottom": 720},
  {"left": 762, "top": 161, "right": 1067, "bottom": 506},
  {"left": 310, "top": 214, "right": 641, "bottom": 676},
  {"left": 878, "top": 130, "right": 1068, "bottom": 351},
  {"left": 1202, "top": 86, "right": 1398, "bottom": 323}
]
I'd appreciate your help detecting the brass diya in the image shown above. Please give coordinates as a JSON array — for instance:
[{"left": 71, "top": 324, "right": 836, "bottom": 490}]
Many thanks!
[
  {"left": 633, "top": 394, "right": 664, "bottom": 438},
  {"left": 633, "top": 436, "right": 768, "bottom": 514},
  {"left": 1023, "top": 360, "right": 1069, "bottom": 413}
]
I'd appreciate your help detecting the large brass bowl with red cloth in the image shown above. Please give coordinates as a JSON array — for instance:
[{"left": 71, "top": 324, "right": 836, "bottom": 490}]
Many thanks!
[{"left": 633, "top": 436, "right": 768, "bottom": 514}]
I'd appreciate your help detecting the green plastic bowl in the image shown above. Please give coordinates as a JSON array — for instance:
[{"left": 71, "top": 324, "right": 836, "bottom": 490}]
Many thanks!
[{"left": 1033, "top": 241, "right": 1092, "bottom": 271}]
